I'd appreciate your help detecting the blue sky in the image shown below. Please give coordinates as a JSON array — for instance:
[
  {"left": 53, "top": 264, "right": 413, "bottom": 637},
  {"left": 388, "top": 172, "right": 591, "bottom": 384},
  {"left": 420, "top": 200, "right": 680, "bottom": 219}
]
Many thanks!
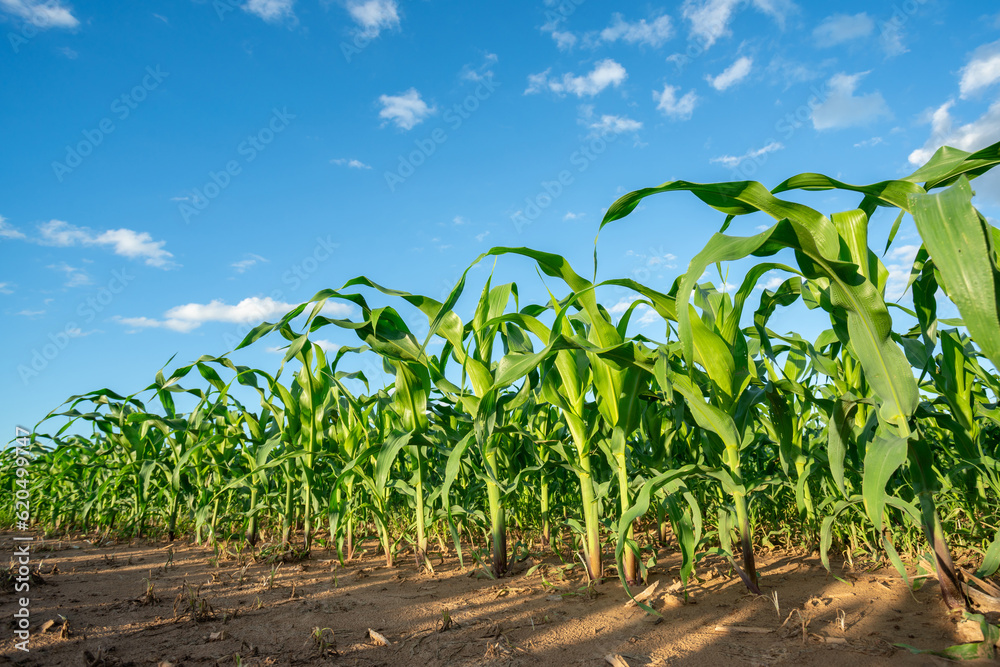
[{"left": 2, "top": 0, "right": 1000, "bottom": 437}]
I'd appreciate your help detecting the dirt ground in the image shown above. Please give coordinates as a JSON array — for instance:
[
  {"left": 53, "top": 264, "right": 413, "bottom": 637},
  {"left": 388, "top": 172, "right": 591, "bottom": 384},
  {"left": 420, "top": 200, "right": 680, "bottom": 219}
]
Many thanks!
[{"left": 1, "top": 532, "right": 998, "bottom": 666}]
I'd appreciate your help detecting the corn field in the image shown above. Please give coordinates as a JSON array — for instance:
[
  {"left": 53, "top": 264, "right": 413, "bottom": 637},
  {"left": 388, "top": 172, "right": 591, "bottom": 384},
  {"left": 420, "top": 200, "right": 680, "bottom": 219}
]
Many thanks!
[{"left": 6, "top": 140, "right": 1000, "bottom": 615}]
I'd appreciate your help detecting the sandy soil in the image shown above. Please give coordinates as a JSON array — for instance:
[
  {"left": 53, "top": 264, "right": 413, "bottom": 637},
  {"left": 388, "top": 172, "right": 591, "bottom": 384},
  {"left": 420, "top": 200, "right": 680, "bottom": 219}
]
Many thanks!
[{"left": 1, "top": 532, "right": 997, "bottom": 666}]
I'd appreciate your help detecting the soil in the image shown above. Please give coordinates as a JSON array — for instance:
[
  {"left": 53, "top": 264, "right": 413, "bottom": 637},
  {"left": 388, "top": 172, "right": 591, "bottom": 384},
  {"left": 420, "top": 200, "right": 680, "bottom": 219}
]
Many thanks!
[{"left": 1, "top": 532, "right": 997, "bottom": 666}]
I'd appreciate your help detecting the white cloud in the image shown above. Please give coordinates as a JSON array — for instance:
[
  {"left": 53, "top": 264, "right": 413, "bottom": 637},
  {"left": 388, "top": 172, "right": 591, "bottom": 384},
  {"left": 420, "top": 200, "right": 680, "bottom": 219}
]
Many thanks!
[
  {"left": 243, "top": 0, "right": 294, "bottom": 23},
  {"left": 588, "top": 114, "right": 642, "bottom": 135},
  {"left": 0, "top": 216, "right": 26, "bottom": 240},
  {"left": 608, "top": 296, "right": 641, "bottom": 315},
  {"left": 461, "top": 53, "right": 498, "bottom": 83},
  {"left": 710, "top": 141, "right": 784, "bottom": 168},
  {"left": 116, "top": 297, "right": 354, "bottom": 334},
  {"left": 525, "top": 59, "right": 627, "bottom": 97},
  {"left": 0, "top": 0, "right": 78, "bottom": 28},
  {"left": 563, "top": 212, "right": 582, "bottom": 221},
  {"left": 608, "top": 296, "right": 663, "bottom": 327},
  {"left": 681, "top": 0, "right": 795, "bottom": 50},
  {"left": 378, "top": 88, "right": 435, "bottom": 130},
  {"left": 116, "top": 315, "right": 197, "bottom": 334},
  {"left": 637, "top": 307, "right": 661, "bottom": 325},
  {"left": 811, "top": 72, "right": 891, "bottom": 130},
  {"left": 854, "top": 136, "right": 883, "bottom": 148},
  {"left": 231, "top": 254, "right": 268, "bottom": 273},
  {"left": 755, "top": 274, "right": 786, "bottom": 291},
  {"left": 346, "top": 0, "right": 399, "bottom": 38},
  {"left": 453, "top": 215, "right": 469, "bottom": 225},
  {"left": 47, "top": 262, "right": 91, "bottom": 287},
  {"left": 0, "top": 282, "right": 12, "bottom": 294},
  {"left": 24, "top": 220, "right": 177, "bottom": 268},
  {"left": 475, "top": 230, "right": 490, "bottom": 242},
  {"left": 550, "top": 30, "right": 576, "bottom": 50},
  {"left": 908, "top": 100, "right": 1000, "bottom": 180},
  {"left": 331, "top": 158, "right": 372, "bottom": 169},
  {"left": 16, "top": 309, "right": 45, "bottom": 318},
  {"left": 884, "top": 244, "right": 919, "bottom": 301},
  {"left": 92, "top": 228, "right": 174, "bottom": 267},
  {"left": 600, "top": 13, "right": 673, "bottom": 47},
  {"left": 707, "top": 56, "right": 752, "bottom": 91},
  {"left": 960, "top": 40, "right": 1000, "bottom": 99},
  {"left": 812, "top": 13, "right": 873, "bottom": 48},
  {"left": 765, "top": 56, "right": 821, "bottom": 87},
  {"left": 653, "top": 84, "right": 698, "bottom": 120},
  {"left": 37, "top": 219, "right": 89, "bottom": 246},
  {"left": 880, "top": 27, "right": 907, "bottom": 58}
]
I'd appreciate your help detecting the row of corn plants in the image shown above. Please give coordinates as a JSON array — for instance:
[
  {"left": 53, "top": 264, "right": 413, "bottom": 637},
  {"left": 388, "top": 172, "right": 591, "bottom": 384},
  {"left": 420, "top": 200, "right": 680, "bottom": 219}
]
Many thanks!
[{"left": 5, "top": 141, "right": 1000, "bottom": 613}]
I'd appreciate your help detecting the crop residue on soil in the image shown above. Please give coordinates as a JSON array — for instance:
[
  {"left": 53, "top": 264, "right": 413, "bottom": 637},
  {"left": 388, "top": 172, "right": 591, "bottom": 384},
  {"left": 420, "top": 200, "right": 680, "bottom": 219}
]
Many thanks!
[{"left": 0, "top": 533, "right": 986, "bottom": 666}]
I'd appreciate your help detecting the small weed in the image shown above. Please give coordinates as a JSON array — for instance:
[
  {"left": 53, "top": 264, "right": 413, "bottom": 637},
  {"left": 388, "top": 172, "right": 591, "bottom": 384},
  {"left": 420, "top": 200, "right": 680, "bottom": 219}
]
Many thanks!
[
  {"left": 310, "top": 627, "right": 337, "bottom": 656},
  {"left": 173, "top": 582, "right": 216, "bottom": 622}
]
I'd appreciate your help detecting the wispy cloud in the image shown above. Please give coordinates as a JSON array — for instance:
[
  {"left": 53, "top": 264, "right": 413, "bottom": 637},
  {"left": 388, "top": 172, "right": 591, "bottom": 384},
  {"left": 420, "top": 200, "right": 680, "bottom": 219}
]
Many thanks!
[
  {"left": 812, "top": 13, "right": 873, "bottom": 48},
  {"left": 47, "top": 262, "right": 91, "bottom": 287},
  {"left": 231, "top": 253, "right": 268, "bottom": 273},
  {"left": 550, "top": 30, "right": 576, "bottom": 50},
  {"left": 909, "top": 99, "right": 1000, "bottom": 170},
  {"left": 378, "top": 88, "right": 435, "bottom": 130},
  {"left": 0, "top": 215, "right": 26, "bottom": 240},
  {"left": 0, "top": 282, "right": 13, "bottom": 294},
  {"left": 4, "top": 217, "right": 176, "bottom": 267},
  {"left": 331, "top": 158, "right": 372, "bottom": 169},
  {"left": 32, "top": 220, "right": 178, "bottom": 268},
  {"left": 706, "top": 56, "right": 752, "bottom": 91},
  {"left": 587, "top": 113, "right": 642, "bottom": 135},
  {"left": 525, "top": 59, "right": 627, "bottom": 97},
  {"left": 710, "top": 141, "right": 783, "bottom": 168},
  {"left": 811, "top": 72, "right": 890, "bottom": 130},
  {"left": 653, "top": 84, "right": 698, "bottom": 120},
  {"left": 243, "top": 0, "right": 295, "bottom": 23},
  {"left": 681, "top": 0, "right": 795, "bottom": 50},
  {"left": 115, "top": 297, "right": 354, "bottom": 334},
  {"left": 960, "top": 39, "right": 1000, "bottom": 99},
  {"left": 0, "top": 0, "right": 78, "bottom": 28},
  {"left": 884, "top": 244, "right": 920, "bottom": 301},
  {"left": 346, "top": 0, "right": 399, "bottom": 38},
  {"left": 600, "top": 13, "right": 673, "bottom": 47},
  {"left": 854, "top": 136, "right": 883, "bottom": 148},
  {"left": 461, "top": 53, "right": 498, "bottom": 83}
]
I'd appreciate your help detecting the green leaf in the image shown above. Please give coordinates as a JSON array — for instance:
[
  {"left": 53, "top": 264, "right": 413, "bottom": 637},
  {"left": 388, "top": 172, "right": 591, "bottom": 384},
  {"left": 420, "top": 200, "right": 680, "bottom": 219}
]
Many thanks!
[
  {"left": 862, "top": 428, "right": 908, "bottom": 533},
  {"left": 910, "top": 177, "right": 1000, "bottom": 372}
]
